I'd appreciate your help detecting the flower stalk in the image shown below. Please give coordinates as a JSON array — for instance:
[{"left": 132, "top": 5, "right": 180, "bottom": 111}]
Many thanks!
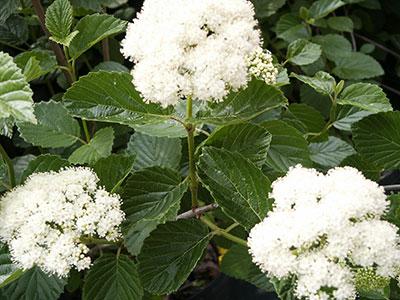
[{"left": 186, "top": 96, "right": 199, "bottom": 209}]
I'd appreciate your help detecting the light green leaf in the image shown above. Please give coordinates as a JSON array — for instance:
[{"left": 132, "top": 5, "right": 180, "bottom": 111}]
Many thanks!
[
  {"left": 21, "top": 57, "right": 43, "bottom": 82},
  {"left": 276, "top": 14, "right": 310, "bottom": 43},
  {"left": 69, "top": 127, "right": 114, "bottom": 165},
  {"left": 133, "top": 121, "right": 187, "bottom": 138},
  {"left": 327, "top": 16, "right": 354, "bottom": 32},
  {"left": 252, "top": 0, "right": 286, "bottom": 18},
  {"left": 337, "top": 83, "right": 392, "bottom": 113},
  {"left": 93, "top": 154, "right": 135, "bottom": 192},
  {"left": 201, "top": 123, "right": 271, "bottom": 167},
  {"left": 21, "top": 154, "right": 70, "bottom": 183},
  {"left": 83, "top": 254, "right": 143, "bottom": 300},
  {"left": 45, "top": 0, "right": 76, "bottom": 46},
  {"left": 63, "top": 71, "right": 173, "bottom": 127},
  {"left": 281, "top": 103, "right": 326, "bottom": 135},
  {"left": 138, "top": 219, "right": 211, "bottom": 295},
  {"left": 286, "top": 39, "right": 322, "bottom": 66},
  {"left": 0, "top": 15, "right": 28, "bottom": 46},
  {"left": 69, "top": 13, "right": 127, "bottom": 59},
  {"left": 261, "top": 120, "right": 312, "bottom": 172},
  {"left": 0, "top": 244, "right": 23, "bottom": 289},
  {"left": 309, "top": 0, "right": 345, "bottom": 20},
  {"left": 0, "top": 51, "right": 35, "bottom": 127},
  {"left": 333, "top": 52, "right": 384, "bottom": 80},
  {"left": 333, "top": 106, "right": 373, "bottom": 131},
  {"left": 18, "top": 101, "right": 81, "bottom": 148},
  {"left": 353, "top": 112, "right": 400, "bottom": 169},
  {"left": 14, "top": 50, "right": 58, "bottom": 81},
  {"left": 291, "top": 71, "right": 336, "bottom": 95},
  {"left": 221, "top": 245, "right": 273, "bottom": 291},
  {"left": 313, "top": 34, "right": 352, "bottom": 62},
  {"left": 122, "top": 167, "right": 187, "bottom": 255},
  {"left": 198, "top": 147, "right": 271, "bottom": 230},
  {"left": 2, "top": 267, "right": 66, "bottom": 300},
  {"left": 309, "top": 136, "right": 356, "bottom": 167},
  {"left": 126, "top": 133, "right": 181, "bottom": 171},
  {"left": 0, "top": 0, "right": 17, "bottom": 25},
  {"left": 197, "top": 79, "right": 288, "bottom": 126}
]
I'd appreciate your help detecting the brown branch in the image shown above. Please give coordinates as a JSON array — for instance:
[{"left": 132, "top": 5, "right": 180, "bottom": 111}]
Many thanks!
[
  {"left": 102, "top": 38, "right": 110, "bottom": 61},
  {"left": 176, "top": 203, "right": 219, "bottom": 220},
  {"left": 31, "top": 0, "right": 74, "bottom": 85},
  {"left": 354, "top": 32, "right": 400, "bottom": 60}
]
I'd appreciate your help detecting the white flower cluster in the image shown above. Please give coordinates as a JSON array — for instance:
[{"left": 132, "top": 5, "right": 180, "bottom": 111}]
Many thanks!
[
  {"left": 0, "top": 167, "right": 125, "bottom": 277},
  {"left": 248, "top": 165, "right": 400, "bottom": 300},
  {"left": 121, "top": 0, "right": 277, "bottom": 107}
]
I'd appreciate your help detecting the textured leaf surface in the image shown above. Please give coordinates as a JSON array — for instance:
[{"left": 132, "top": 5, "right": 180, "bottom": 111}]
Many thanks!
[
  {"left": 45, "top": 0, "right": 76, "bottom": 46},
  {"left": 281, "top": 103, "right": 326, "bottom": 135},
  {"left": 198, "top": 147, "right": 271, "bottom": 230},
  {"left": 138, "top": 219, "right": 211, "bottom": 294},
  {"left": 309, "top": 136, "right": 356, "bottom": 167},
  {"left": 333, "top": 106, "right": 372, "bottom": 131},
  {"left": 18, "top": 101, "right": 81, "bottom": 148},
  {"left": 14, "top": 50, "right": 58, "bottom": 81},
  {"left": 309, "top": 0, "right": 345, "bottom": 20},
  {"left": 333, "top": 52, "right": 384, "bottom": 80},
  {"left": 0, "top": 0, "right": 17, "bottom": 24},
  {"left": 286, "top": 39, "right": 321, "bottom": 66},
  {"left": 21, "top": 154, "right": 70, "bottom": 183},
  {"left": 353, "top": 112, "right": 400, "bottom": 169},
  {"left": 122, "top": 167, "right": 187, "bottom": 255},
  {"left": 327, "top": 16, "right": 353, "bottom": 32},
  {"left": 313, "top": 34, "right": 352, "bottom": 62},
  {"left": 291, "top": 71, "right": 335, "bottom": 95},
  {"left": 83, "top": 254, "right": 143, "bottom": 300},
  {"left": 69, "top": 127, "right": 114, "bottom": 165}
]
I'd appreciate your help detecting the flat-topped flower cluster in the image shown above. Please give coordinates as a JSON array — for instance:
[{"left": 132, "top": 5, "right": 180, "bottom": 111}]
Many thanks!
[
  {"left": 0, "top": 167, "right": 125, "bottom": 277},
  {"left": 248, "top": 165, "right": 400, "bottom": 300},
  {"left": 121, "top": 0, "right": 277, "bottom": 107}
]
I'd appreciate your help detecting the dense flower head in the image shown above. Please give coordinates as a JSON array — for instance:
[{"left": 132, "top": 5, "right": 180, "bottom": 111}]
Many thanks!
[
  {"left": 0, "top": 167, "right": 125, "bottom": 277},
  {"left": 121, "top": 0, "right": 277, "bottom": 107},
  {"left": 248, "top": 165, "right": 400, "bottom": 300}
]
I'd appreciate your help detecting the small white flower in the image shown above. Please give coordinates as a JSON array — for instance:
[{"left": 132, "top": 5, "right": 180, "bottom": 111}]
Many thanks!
[
  {"left": 248, "top": 165, "right": 400, "bottom": 299},
  {"left": 0, "top": 167, "right": 125, "bottom": 277},
  {"left": 121, "top": 0, "right": 277, "bottom": 107}
]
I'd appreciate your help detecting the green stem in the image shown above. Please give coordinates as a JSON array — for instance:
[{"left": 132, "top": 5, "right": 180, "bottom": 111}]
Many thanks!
[
  {"left": 309, "top": 94, "right": 337, "bottom": 141},
  {"left": 0, "top": 144, "right": 15, "bottom": 188},
  {"left": 201, "top": 217, "right": 247, "bottom": 247},
  {"left": 186, "top": 96, "right": 199, "bottom": 209},
  {"left": 82, "top": 120, "right": 91, "bottom": 143}
]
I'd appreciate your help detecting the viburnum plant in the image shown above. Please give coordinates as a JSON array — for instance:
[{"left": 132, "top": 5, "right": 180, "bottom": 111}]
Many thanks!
[{"left": 0, "top": 0, "right": 400, "bottom": 300}]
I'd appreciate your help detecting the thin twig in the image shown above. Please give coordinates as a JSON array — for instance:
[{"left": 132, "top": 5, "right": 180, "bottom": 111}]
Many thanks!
[
  {"left": 176, "top": 203, "right": 219, "bottom": 220},
  {"left": 379, "top": 83, "right": 400, "bottom": 97},
  {"left": 354, "top": 33, "right": 400, "bottom": 60},
  {"left": 384, "top": 184, "right": 400, "bottom": 192}
]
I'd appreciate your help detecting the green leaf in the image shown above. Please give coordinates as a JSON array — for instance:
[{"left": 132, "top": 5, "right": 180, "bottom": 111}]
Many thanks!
[
  {"left": 0, "top": 0, "right": 17, "bottom": 25},
  {"left": 281, "top": 103, "right": 326, "bottom": 135},
  {"left": 340, "top": 154, "right": 381, "bottom": 181},
  {"left": 0, "top": 244, "right": 23, "bottom": 289},
  {"left": 63, "top": 71, "right": 172, "bottom": 127},
  {"left": 276, "top": 14, "right": 310, "bottom": 43},
  {"left": 291, "top": 71, "right": 336, "bottom": 95},
  {"left": 201, "top": 123, "right": 271, "bottom": 167},
  {"left": 138, "top": 219, "right": 211, "bottom": 295},
  {"left": 69, "top": 13, "right": 127, "bottom": 59},
  {"left": 261, "top": 120, "right": 312, "bottom": 172},
  {"left": 126, "top": 133, "right": 182, "bottom": 171},
  {"left": 221, "top": 245, "right": 273, "bottom": 291},
  {"left": 313, "top": 34, "right": 352, "bottom": 62},
  {"left": 93, "top": 154, "right": 135, "bottom": 192},
  {"left": 0, "top": 15, "right": 28, "bottom": 46},
  {"left": 69, "top": 127, "right": 114, "bottom": 165},
  {"left": 2, "top": 267, "right": 66, "bottom": 300},
  {"left": 309, "top": 136, "right": 356, "bottom": 167},
  {"left": 337, "top": 83, "right": 392, "bottom": 113},
  {"left": 133, "top": 121, "right": 187, "bottom": 138},
  {"left": 21, "top": 57, "right": 43, "bottom": 82},
  {"left": 14, "top": 50, "right": 58, "bottom": 81},
  {"left": 333, "top": 105, "right": 373, "bottom": 131},
  {"left": 333, "top": 52, "right": 384, "bottom": 80},
  {"left": 353, "top": 112, "right": 400, "bottom": 169},
  {"left": 0, "top": 51, "right": 35, "bottom": 127},
  {"left": 122, "top": 167, "right": 187, "bottom": 255},
  {"left": 12, "top": 155, "right": 36, "bottom": 185},
  {"left": 251, "top": 0, "right": 286, "bottom": 18},
  {"left": 271, "top": 277, "right": 297, "bottom": 300},
  {"left": 386, "top": 194, "right": 400, "bottom": 229},
  {"left": 198, "top": 147, "right": 271, "bottom": 230},
  {"left": 197, "top": 79, "right": 288, "bottom": 126},
  {"left": 18, "top": 101, "right": 81, "bottom": 148},
  {"left": 327, "top": 16, "right": 354, "bottom": 32},
  {"left": 45, "top": 0, "right": 77, "bottom": 46},
  {"left": 309, "top": 0, "right": 345, "bottom": 20},
  {"left": 286, "top": 39, "right": 322, "bottom": 66},
  {"left": 83, "top": 254, "right": 143, "bottom": 300},
  {"left": 21, "top": 154, "right": 70, "bottom": 183},
  {"left": 93, "top": 61, "right": 129, "bottom": 73}
]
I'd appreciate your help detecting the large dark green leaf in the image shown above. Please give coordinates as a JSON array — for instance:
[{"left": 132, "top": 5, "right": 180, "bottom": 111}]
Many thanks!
[
  {"left": 0, "top": 0, "right": 17, "bottom": 25},
  {"left": 327, "top": 16, "right": 354, "bottom": 32},
  {"left": 93, "top": 154, "right": 135, "bottom": 192},
  {"left": 198, "top": 147, "right": 271, "bottom": 230},
  {"left": 63, "top": 71, "right": 173, "bottom": 127},
  {"left": 333, "top": 52, "right": 384, "bottom": 80},
  {"left": 197, "top": 79, "right": 288, "bottom": 126},
  {"left": 126, "top": 133, "right": 182, "bottom": 171},
  {"left": 69, "top": 14, "right": 127, "bottom": 59},
  {"left": 333, "top": 106, "right": 373, "bottom": 132},
  {"left": 281, "top": 103, "right": 326, "bottom": 135},
  {"left": 201, "top": 123, "right": 271, "bottom": 167},
  {"left": 309, "top": 136, "right": 356, "bottom": 167},
  {"left": 261, "top": 120, "right": 312, "bottom": 172},
  {"left": 313, "top": 34, "right": 352, "bottom": 62},
  {"left": 353, "top": 112, "right": 400, "bottom": 169},
  {"left": 0, "top": 15, "right": 28, "bottom": 46},
  {"left": 68, "top": 127, "right": 114, "bottom": 165},
  {"left": 138, "top": 219, "right": 211, "bottom": 294},
  {"left": 276, "top": 14, "right": 310, "bottom": 43},
  {"left": 83, "top": 254, "right": 143, "bottom": 300},
  {"left": 18, "top": 101, "right": 81, "bottom": 148},
  {"left": 0, "top": 244, "right": 23, "bottom": 289},
  {"left": 21, "top": 154, "right": 70, "bottom": 183},
  {"left": 122, "top": 167, "right": 187, "bottom": 255},
  {"left": 340, "top": 154, "right": 381, "bottom": 181},
  {"left": 2, "top": 267, "right": 66, "bottom": 300},
  {"left": 221, "top": 245, "right": 273, "bottom": 291}
]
